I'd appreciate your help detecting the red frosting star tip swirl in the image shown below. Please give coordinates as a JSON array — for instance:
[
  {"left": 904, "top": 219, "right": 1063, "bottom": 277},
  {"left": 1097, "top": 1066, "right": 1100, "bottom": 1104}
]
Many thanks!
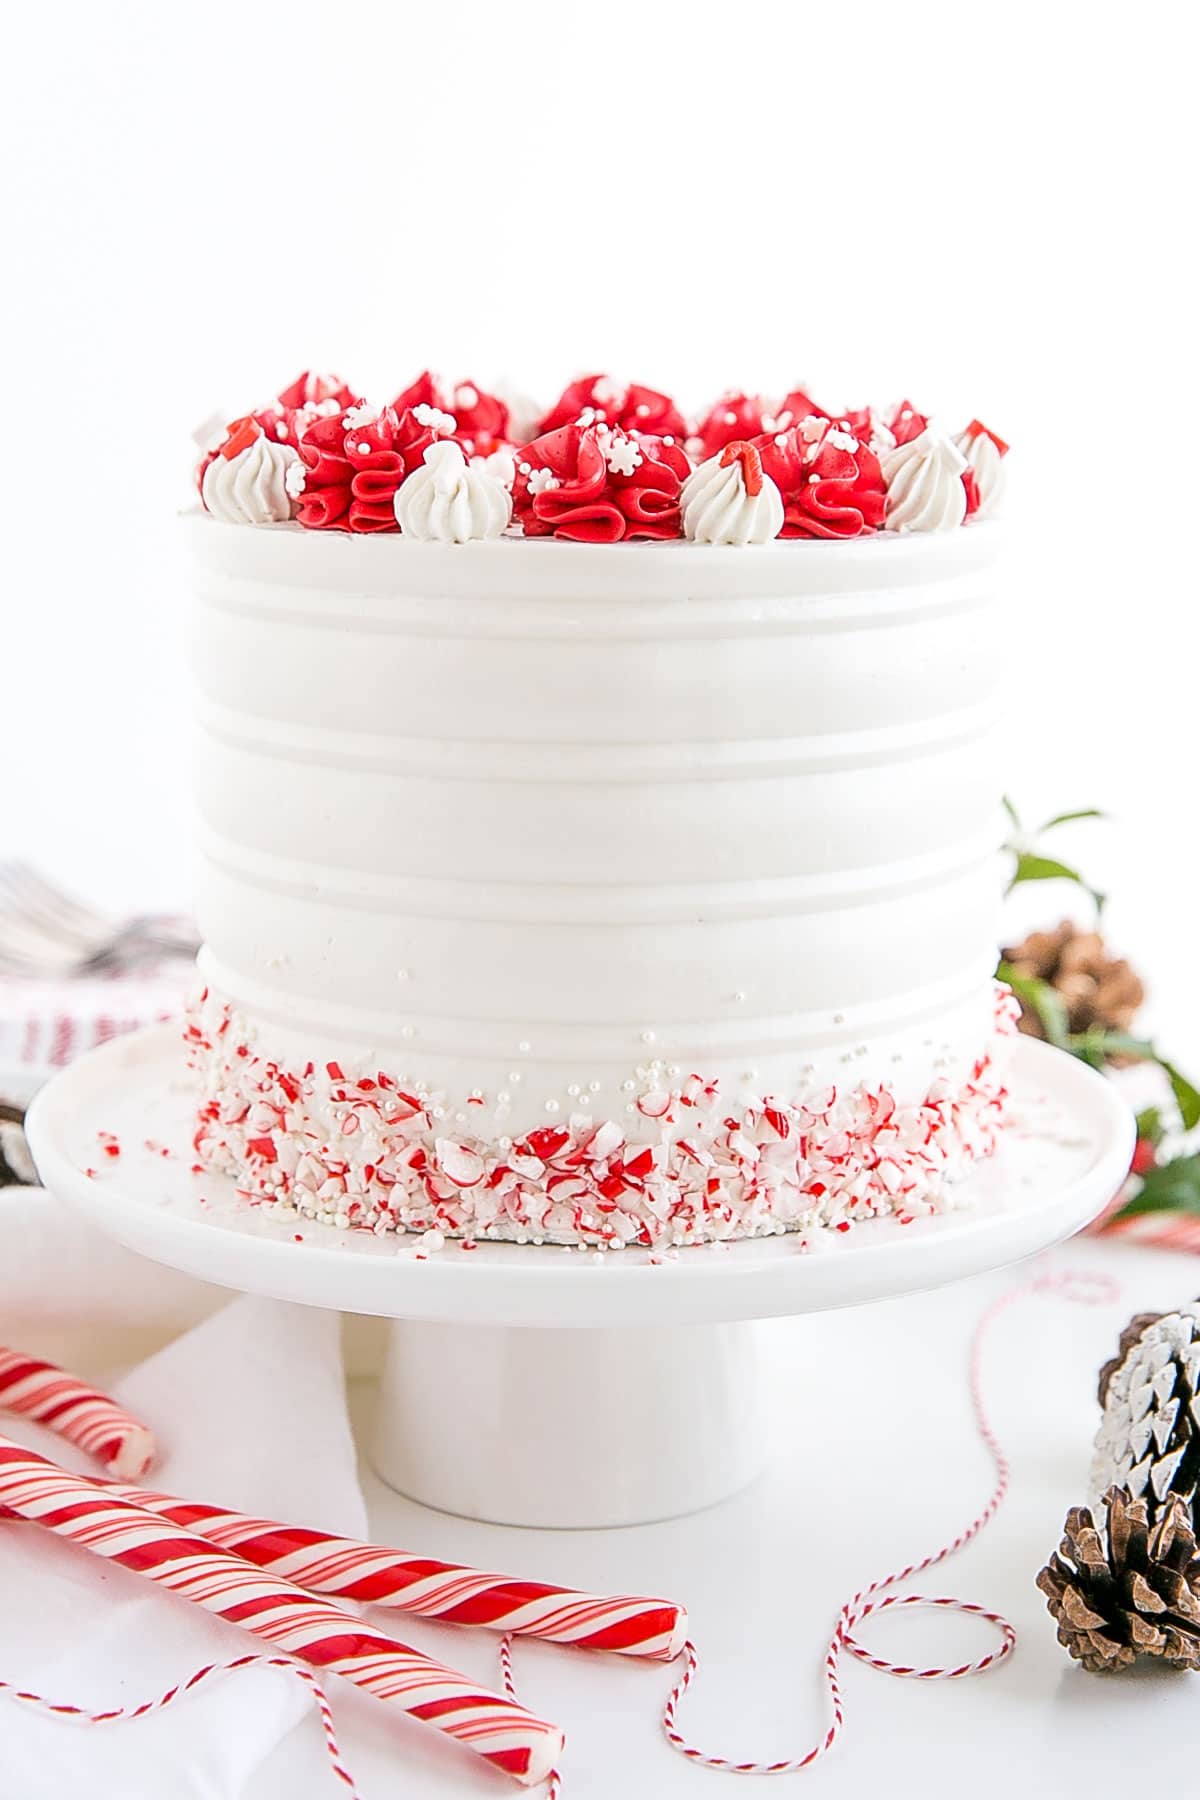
[
  {"left": 534, "top": 375, "right": 687, "bottom": 444},
  {"left": 755, "top": 422, "right": 886, "bottom": 540},
  {"left": 295, "top": 403, "right": 438, "bottom": 533},
  {"left": 512, "top": 423, "right": 691, "bottom": 543},
  {"left": 277, "top": 370, "right": 355, "bottom": 411}
]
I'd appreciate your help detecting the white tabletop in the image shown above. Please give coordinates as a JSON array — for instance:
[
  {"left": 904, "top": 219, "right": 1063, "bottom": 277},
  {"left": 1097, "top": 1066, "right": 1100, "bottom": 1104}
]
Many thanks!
[{"left": 242, "top": 1235, "right": 1200, "bottom": 1798}]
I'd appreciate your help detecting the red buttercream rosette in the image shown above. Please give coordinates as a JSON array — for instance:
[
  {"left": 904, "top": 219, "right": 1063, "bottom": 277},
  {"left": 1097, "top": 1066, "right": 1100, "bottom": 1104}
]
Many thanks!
[
  {"left": 885, "top": 398, "right": 928, "bottom": 446},
  {"left": 295, "top": 403, "right": 439, "bottom": 532},
  {"left": 756, "top": 422, "right": 886, "bottom": 539},
  {"left": 277, "top": 371, "right": 356, "bottom": 411},
  {"left": 392, "top": 370, "right": 511, "bottom": 457},
  {"left": 777, "top": 387, "right": 833, "bottom": 430},
  {"left": 534, "top": 376, "right": 687, "bottom": 444},
  {"left": 690, "top": 392, "right": 779, "bottom": 461},
  {"left": 512, "top": 424, "right": 692, "bottom": 543}
]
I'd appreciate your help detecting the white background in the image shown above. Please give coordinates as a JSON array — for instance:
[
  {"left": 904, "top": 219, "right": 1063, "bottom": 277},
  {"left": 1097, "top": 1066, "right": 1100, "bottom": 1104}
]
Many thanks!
[{"left": 2, "top": 0, "right": 1197, "bottom": 1051}]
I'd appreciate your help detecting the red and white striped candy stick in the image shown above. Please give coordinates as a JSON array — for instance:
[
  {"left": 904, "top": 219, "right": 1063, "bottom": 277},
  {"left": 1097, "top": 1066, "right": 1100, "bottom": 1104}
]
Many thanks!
[
  {"left": 103, "top": 1480, "right": 687, "bottom": 1661},
  {"left": 0, "top": 1436, "right": 563, "bottom": 1788},
  {"left": 0, "top": 1347, "right": 155, "bottom": 1478}
]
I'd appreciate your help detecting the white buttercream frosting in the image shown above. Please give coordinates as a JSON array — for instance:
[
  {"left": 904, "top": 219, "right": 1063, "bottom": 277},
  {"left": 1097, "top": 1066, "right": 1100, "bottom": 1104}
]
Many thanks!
[
  {"left": 681, "top": 448, "right": 784, "bottom": 545},
  {"left": 394, "top": 440, "right": 512, "bottom": 542},
  {"left": 201, "top": 434, "right": 300, "bottom": 526},
  {"left": 881, "top": 428, "right": 968, "bottom": 534},
  {"left": 955, "top": 425, "right": 1006, "bottom": 518}
]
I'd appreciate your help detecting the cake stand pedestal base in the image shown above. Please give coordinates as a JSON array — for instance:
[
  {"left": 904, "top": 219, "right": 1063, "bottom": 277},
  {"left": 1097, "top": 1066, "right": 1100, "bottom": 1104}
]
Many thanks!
[
  {"left": 374, "top": 1318, "right": 764, "bottom": 1527},
  {"left": 27, "top": 1028, "right": 1133, "bottom": 1528}
]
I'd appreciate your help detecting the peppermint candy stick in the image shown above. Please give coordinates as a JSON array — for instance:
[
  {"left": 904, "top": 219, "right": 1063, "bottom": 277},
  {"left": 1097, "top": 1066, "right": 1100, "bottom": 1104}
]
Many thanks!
[
  {"left": 0, "top": 1436, "right": 562, "bottom": 1787},
  {"left": 104, "top": 1479, "right": 687, "bottom": 1660},
  {"left": 0, "top": 1348, "right": 155, "bottom": 1478}
]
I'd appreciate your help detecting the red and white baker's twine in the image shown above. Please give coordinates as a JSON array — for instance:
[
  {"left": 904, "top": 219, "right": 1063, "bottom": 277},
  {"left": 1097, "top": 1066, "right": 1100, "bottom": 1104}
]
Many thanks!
[
  {"left": 657, "top": 1266, "right": 1121, "bottom": 1778},
  {"left": 1, "top": 1270, "right": 1121, "bottom": 1792},
  {"left": 0, "top": 1655, "right": 358, "bottom": 1795},
  {"left": 0, "top": 1351, "right": 564, "bottom": 1792}
]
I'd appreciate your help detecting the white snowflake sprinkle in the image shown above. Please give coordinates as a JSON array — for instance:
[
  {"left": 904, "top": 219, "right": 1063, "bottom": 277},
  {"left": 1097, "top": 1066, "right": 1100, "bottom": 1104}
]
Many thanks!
[
  {"left": 800, "top": 415, "right": 826, "bottom": 442},
  {"left": 527, "top": 467, "right": 561, "bottom": 495},
  {"left": 284, "top": 460, "right": 307, "bottom": 498},
  {"left": 826, "top": 428, "right": 859, "bottom": 453},
  {"left": 604, "top": 436, "right": 643, "bottom": 477},
  {"left": 343, "top": 402, "right": 379, "bottom": 430}
]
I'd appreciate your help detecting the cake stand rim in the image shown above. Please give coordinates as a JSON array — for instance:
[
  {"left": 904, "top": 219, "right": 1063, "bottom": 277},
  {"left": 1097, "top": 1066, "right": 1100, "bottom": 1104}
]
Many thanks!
[{"left": 25, "top": 1026, "right": 1134, "bottom": 1329}]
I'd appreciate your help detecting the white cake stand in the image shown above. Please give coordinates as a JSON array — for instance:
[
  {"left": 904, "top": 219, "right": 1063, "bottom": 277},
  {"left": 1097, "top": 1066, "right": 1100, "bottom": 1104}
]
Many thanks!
[{"left": 26, "top": 1026, "right": 1133, "bottom": 1528}]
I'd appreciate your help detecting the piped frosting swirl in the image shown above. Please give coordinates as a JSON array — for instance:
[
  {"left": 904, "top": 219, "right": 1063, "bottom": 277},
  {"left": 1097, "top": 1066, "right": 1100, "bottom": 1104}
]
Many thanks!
[
  {"left": 880, "top": 428, "right": 969, "bottom": 534},
  {"left": 955, "top": 420, "right": 1007, "bottom": 519},
  {"left": 201, "top": 423, "right": 300, "bottom": 526},
  {"left": 394, "top": 440, "right": 512, "bottom": 542},
  {"left": 681, "top": 442, "right": 784, "bottom": 545}
]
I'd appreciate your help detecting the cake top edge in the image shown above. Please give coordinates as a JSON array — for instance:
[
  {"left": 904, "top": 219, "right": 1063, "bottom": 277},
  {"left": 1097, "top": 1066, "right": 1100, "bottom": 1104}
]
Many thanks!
[{"left": 194, "top": 370, "right": 1008, "bottom": 546}]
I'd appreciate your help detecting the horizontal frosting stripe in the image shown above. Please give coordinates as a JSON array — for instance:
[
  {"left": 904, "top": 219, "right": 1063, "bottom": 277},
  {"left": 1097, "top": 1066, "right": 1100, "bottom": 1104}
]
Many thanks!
[
  {"left": 194, "top": 695, "right": 1003, "bottom": 782},
  {"left": 196, "top": 946, "right": 997, "bottom": 1062},
  {"left": 188, "top": 512, "right": 1000, "bottom": 603},
  {"left": 195, "top": 820, "right": 1006, "bottom": 924},
  {"left": 194, "top": 573, "right": 994, "bottom": 641}
]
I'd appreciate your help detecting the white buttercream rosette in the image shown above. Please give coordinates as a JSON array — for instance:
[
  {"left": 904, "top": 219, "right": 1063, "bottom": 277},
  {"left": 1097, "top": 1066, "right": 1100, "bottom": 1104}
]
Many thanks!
[
  {"left": 202, "top": 429, "right": 301, "bottom": 526},
  {"left": 394, "top": 440, "right": 512, "bottom": 542},
  {"left": 681, "top": 442, "right": 784, "bottom": 545}
]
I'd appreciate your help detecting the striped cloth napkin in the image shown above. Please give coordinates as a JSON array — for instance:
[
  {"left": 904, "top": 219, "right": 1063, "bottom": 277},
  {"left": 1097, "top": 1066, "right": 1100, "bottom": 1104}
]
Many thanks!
[{"left": 0, "top": 967, "right": 190, "bottom": 1088}]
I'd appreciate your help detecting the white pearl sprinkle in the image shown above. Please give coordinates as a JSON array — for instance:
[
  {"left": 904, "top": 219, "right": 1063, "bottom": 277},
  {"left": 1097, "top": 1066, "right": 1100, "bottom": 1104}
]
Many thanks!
[
  {"left": 396, "top": 968, "right": 410, "bottom": 982},
  {"left": 545, "top": 1099, "right": 560, "bottom": 1113},
  {"left": 508, "top": 1072, "right": 522, "bottom": 1084},
  {"left": 733, "top": 991, "right": 746, "bottom": 1004},
  {"left": 589, "top": 1080, "right": 602, "bottom": 1093},
  {"left": 567, "top": 1084, "right": 580, "bottom": 1097},
  {"left": 518, "top": 1040, "right": 531, "bottom": 1053},
  {"left": 641, "top": 1030, "right": 656, "bottom": 1045},
  {"left": 621, "top": 1079, "right": 635, "bottom": 1092},
  {"left": 497, "top": 1091, "right": 511, "bottom": 1104},
  {"left": 400, "top": 1024, "right": 414, "bottom": 1039}
]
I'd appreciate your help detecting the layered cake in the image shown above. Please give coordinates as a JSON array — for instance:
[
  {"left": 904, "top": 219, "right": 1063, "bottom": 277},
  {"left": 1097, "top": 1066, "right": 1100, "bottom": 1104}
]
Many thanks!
[{"left": 186, "top": 370, "right": 1014, "bottom": 1250}]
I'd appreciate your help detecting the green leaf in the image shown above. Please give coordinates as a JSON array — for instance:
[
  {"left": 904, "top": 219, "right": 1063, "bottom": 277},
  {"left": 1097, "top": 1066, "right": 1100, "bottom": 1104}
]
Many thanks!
[
  {"left": 1068, "top": 1029, "right": 1157, "bottom": 1065},
  {"left": 1005, "top": 852, "right": 1106, "bottom": 915},
  {"left": 1115, "top": 1153, "right": 1200, "bottom": 1219},
  {"left": 996, "top": 962, "right": 1071, "bottom": 1050},
  {"left": 1001, "top": 795, "right": 1022, "bottom": 832},
  {"left": 1007, "top": 852, "right": 1086, "bottom": 888},
  {"left": 1136, "top": 1106, "right": 1166, "bottom": 1147},
  {"left": 1163, "top": 1059, "right": 1200, "bottom": 1132},
  {"left": 1037, "top": 808, "right": 1108, "bottom": 833}
]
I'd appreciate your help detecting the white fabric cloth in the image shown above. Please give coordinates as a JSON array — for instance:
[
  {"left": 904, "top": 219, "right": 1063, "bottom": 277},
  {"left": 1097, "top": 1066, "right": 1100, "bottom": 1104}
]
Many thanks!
[{"left": 0, "top": 1293, "right": 369, "bottom": 1799}]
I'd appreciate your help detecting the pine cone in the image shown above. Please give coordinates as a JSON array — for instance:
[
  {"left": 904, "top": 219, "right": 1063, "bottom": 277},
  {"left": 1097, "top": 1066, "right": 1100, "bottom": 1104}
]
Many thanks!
[
  {"left": 1003, "top": 919, "right": 1145, "bottom": 1039},
  {"left": 1091, "top": 1306, "right": 1200, "bottom": 1529},
  {"left": 0, "top": 1101, "right": 36, "bottom": 1187},
  {"left": 1037, "top": 1487, "right": 1200, "bottom": 1671},
  {"left": 1098, "top": 1311, "right": 1170, "bottom": 1405}
]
